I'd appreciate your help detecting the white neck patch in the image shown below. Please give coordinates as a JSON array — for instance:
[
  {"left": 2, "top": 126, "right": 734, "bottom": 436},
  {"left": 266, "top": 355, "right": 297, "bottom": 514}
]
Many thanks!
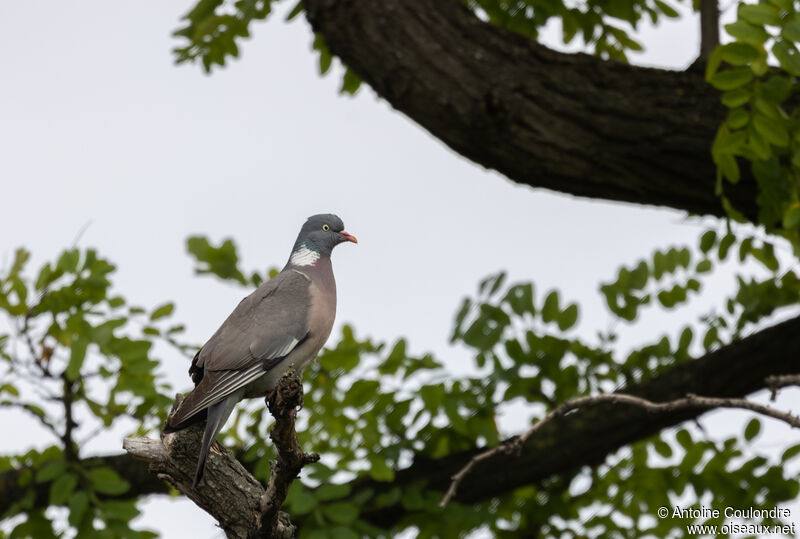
[{"left": 290, "top": 246, "right": 320, "bottom": 267}]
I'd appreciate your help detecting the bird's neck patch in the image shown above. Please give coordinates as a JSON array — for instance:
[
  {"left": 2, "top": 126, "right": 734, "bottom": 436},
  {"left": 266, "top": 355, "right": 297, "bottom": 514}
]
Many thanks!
[{"left": 290, "top": 241, "right": 320, "bottom": 267}]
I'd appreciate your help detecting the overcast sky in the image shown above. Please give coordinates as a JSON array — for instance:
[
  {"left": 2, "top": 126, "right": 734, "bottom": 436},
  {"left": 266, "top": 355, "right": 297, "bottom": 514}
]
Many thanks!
[{"left": 2, "top": 2, "right": 798, "bottom": 537}]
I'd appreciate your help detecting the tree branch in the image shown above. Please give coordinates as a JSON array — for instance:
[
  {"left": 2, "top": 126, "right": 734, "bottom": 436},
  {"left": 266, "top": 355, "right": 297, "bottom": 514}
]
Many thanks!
[
  {"left": 699, "top": 0, "right": 721, "bottom": 61},
  {"left": 767, "top": 374, "right": 800, "bottom": 400},
  {"left": 350, "top": 313, "right": 800, "bottom": 529},
  {"left": 123, "top": 370, "right": 315, "bottom": 539},
  {"left": 303, "top": 0, "right": 759, "bottom": 220},
  {"left": 440, "top": 389, "right": 800, "bottom": 507},
  {"left": 257, "top": 372, "right": 320, "bottom": 538}
]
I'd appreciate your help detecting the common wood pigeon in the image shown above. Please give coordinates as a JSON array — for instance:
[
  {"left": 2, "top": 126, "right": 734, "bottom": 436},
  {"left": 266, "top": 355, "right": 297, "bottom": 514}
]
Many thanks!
[{"left": 165, "top": 214, "right": 357, "bottom": 486}]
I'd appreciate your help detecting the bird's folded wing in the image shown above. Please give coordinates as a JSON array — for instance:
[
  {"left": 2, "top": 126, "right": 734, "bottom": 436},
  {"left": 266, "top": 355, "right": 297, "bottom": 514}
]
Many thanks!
[
  {"left": 168, "top": 270, "right": 311, "bottom": 427},
  {"left": 197, "top": 270, "right": 312, "bottom": 372}
]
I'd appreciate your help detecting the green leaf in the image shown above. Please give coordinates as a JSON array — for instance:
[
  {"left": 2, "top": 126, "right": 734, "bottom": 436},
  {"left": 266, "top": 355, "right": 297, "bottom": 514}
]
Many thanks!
[
  {"left": 744, "top": 418, "right": 761, "bottom": 441},
  {"left": 654, "top": 0, "right": 679, "bottom": 17},
  {"left": 329, "top": 528, "right": 359, "bottom": 539},
  {"left": 68, "top": 491, "right": 89, "bottom": 527},
  {"left": 541, "top": 291, "right": 560, "bottom": 323},
  {"left": 35, "top": 460, "right": 66, "bottom": 483},
  {"left": 760, "top": 75, "right": 792, "bottom": 102},
  {"left": 557, "top": 304, "right": 579, "bottom": 330},
  {"left": 285, "top": 0, "right": 304, "bottom": 21},
  {"left": 503, "top": 283, "right": 535, "bottom": 316},
  {"left": 782, "top": 20, "right": 800, "bottom": 42},
  {"left": 709, "top": 67, "right": 753, "bottom": 91},
  {"left": 287, "top": 484, "right": 317, "bottom": 515},
  {"left": 315, "top": 483, "right": 351, "bottom": 502},
  {"left": 49, "top": 473, "right": 78, "bottom": 505},
  {"left": 782, "top": 203, "right": 800, "bottom": 228},
  {"left": 100, "top": 499, "right": 140, "bottom": 521},
  {"left": 768, "top": 0, "right": 792, "bottom": 9},
  {"left": 725, "top": 21, "right": 770, "bottom": 46},
  {"left": 368, "top": 456, "right": 395, "bottom": 481},
  {"left": 782, "top": 443, "right": 800, "bottom": 463},
  {"left": 340, "top": 69, "right": 362, "bottom": 95},
  {"left": 720, "top": 42, "right": 760, "bottom": 65},
  {"left": 773, "top": 40, "right": 800, "bottom": 76},
  {"left": 713, "top": 125, "right": 748, "bottom": 154},
  {"left": 753, "top": 114, "right": 789, "bottom": 147},
  {"left": 653, "top": 438, "right": 673, "bottom": 457},
  {"left": 322, "top": 502, "right": 359, "bottom": 525},
  {"left": 721, "top": 87, "right": 751, "bottom": 108},
  {"left": 87, "top": 467, "right": 130, "bottom": 495},
  {"left": 705, "top": 45, "right": 724, "bottom": 81},
  {"left": 699, "top": 231, "right": 717, "bottom": 253},
  {"left": 718, "top": 233, "right": 736, "bottom": 260},
  {"left": 739, "top": 3, "right": 780, "bottom": 26},
  {"left": 149, "top": 303, "right": 174, "bottom": 321},
  {"left": 695, "top": 259, "right": 713, "bottom": 273},
  {"left": 726, "top": 107, "right": 749, "bottom": 129},
  {"left": 65, "top": 338, "right": 88, "bottom": 380}
]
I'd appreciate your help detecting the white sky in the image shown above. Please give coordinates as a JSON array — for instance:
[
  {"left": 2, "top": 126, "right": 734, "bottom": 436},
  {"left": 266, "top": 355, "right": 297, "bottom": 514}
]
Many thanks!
[{"left": 1, "top": 2, "right": 798, "bottom": 538}]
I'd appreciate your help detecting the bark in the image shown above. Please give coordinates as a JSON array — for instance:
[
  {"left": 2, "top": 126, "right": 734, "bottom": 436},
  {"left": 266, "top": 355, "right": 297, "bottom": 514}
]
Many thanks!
[
  {"left": 699, "top": 0, "right": 721, "bottom": 61},
  {"left": 302, "top": 0, "right": 758, "bottom": 220},
  {"left": 123, "top": 371, "right": 315, "bottom": 539}
]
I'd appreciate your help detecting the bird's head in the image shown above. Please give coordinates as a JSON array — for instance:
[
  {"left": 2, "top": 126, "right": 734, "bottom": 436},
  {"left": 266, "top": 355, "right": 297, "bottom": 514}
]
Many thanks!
[{"left": 290, "top": 214, "right": 357, "bottom": 264}]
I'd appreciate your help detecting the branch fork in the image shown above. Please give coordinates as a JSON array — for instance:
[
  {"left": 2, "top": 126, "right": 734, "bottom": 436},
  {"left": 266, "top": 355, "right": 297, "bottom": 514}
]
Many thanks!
[{"left": 123, "top": 369, "right": 315, "bottom": 539}]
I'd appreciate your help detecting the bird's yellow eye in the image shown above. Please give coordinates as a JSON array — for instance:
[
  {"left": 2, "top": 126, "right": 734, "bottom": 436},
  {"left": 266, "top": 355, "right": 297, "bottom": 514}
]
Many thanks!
[{"left": 322, "top": 224, "right": 330, "bottom": 231}]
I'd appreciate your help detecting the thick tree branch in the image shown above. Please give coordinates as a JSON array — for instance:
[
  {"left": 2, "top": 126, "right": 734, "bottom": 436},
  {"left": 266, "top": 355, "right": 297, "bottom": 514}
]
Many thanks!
[
  {"left": 303, "top": 0, "right": 758, "bottom": 220},
  {"left": 123, "top": 371, "right": 315, "bottom": 539},
  {"left": 352, "top": 313, "right": 800, "bottom": 529},
  {"left": 440, "top": 389, "right": 800, "bottom": 507}
]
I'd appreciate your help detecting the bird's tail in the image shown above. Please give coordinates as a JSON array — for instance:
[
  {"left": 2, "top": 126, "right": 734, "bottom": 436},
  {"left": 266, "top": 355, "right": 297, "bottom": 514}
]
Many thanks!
[{"left": 192, "top": 392, "right": 240, "bottom": 487}]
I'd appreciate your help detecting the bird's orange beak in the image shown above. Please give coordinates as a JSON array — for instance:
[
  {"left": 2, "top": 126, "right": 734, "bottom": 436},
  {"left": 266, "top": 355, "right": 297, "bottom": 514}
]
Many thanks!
[{"left": 339, "top": 231, "right": 358, "bottom": 244}]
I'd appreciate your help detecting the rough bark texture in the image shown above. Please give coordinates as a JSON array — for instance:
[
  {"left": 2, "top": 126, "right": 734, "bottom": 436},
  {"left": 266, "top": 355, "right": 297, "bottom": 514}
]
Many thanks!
[
  {"left": 258, "top": 373, "right": 320, "bottom": 538},
  {"left": 122, "top": 371, "right": 315, "bottom": 539},
  {"left": 124, "top": 404, "right": 264, "bottom": 539},
  {"left": 303, "top": 0, "right": 758, "bottom": 220}
]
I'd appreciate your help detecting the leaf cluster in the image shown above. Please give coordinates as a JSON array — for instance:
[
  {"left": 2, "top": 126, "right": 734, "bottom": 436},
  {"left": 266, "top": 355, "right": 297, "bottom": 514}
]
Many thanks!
[
  {"left": 707, "top": 0, "right": 800, "bottom": 250},
  {"left": 0, "top": 247, "right": 181, "bottom": 537}
]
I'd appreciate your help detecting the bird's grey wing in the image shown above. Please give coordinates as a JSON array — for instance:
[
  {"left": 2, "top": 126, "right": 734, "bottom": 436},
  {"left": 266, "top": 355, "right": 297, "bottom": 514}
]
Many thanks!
[{"left": 166, "top": 270, "right": 311, "bottom": 429}]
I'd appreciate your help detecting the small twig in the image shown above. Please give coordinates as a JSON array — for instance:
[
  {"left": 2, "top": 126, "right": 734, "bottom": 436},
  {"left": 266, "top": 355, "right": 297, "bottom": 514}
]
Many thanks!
[
  {"left": 256, "top": 370, "right": 320, "bottom": 539},
  {"left": 439, "top": 387, "right": 800, "bottom": 508},
  {"left": 767, "top": 375, "right": 800, "bottom": 401},
  {"left": 61, "top": 373, "right": 79, "bottom": 460},
  {"left": 0, "top": 401, "right": 59, "bottom": 435}
]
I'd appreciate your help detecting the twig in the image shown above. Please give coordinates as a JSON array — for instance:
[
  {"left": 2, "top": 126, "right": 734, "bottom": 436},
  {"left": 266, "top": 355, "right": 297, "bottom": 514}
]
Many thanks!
[
  {"left": 61, "top": 373, "right": 78, "bottom": 460},
  {"left": 439, "top": 387, "right": 800, "bottom": 508},
  {"left": 767, "top": 375, "right": 800, "bottom": 401},
  {"left": 256, "top": 370, "right": 320, "bottom": 538}
]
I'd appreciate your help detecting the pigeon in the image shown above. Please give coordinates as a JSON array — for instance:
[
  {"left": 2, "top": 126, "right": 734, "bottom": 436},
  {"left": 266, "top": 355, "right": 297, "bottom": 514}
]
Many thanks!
[{"left": 165, "top": 214, "right": 357, "bottom": 486}]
